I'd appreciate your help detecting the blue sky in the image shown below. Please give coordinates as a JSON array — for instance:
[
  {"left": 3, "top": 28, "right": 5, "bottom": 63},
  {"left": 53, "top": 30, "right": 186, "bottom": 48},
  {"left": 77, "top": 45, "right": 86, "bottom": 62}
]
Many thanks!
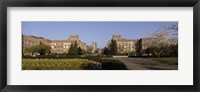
[{"left": 22, "top": 22, "right": 177, "bottom": 48}]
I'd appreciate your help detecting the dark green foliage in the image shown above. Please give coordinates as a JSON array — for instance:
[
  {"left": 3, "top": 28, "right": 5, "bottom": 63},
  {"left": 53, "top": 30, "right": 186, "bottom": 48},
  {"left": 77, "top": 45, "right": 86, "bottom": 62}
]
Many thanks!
[
  {"left": 68, "top": 43, "right": 74, "bottom": 55},
  {"left": 140, "top": 49, "right": 146, "bottom": 54},
  {"left": 24, "top": 45, "right": 51, "bottom": 55},
  {"left": 102, "top": 40, "right": 118, "bottom": 55},
  {"left": 68, "top": 41, "right": 85, "bottom": 55},
  {"left": 109, "top": 39, "right": 118, "bottom": 55},
  {"left": 170, "top": 45, "right": 178, "bottom": 56},
  {"left": 128, "top": 51, "right": 135, "bottom": 55},
  {"left": 103, "top": 47, "right": 112, "bottom": 55},
  {"left": 100, "top": 59, "right": 128, "bottom": 70},
  {"left": 142, "top": 45, "right": 178, "bottom": 57},
  {"left": 23, "top": 55, "right": 82, "bottom": 59},
  {"left": 73, "top": 41, "right": 78, "bottom": 55},
  {"left": 97, "top": 55, "right": 113, "bottom": 58},
  {"left": 80, "top": 62, "right": 102, "bottom": 70},
  {"left": 144, "top": 47, "right": 158, "bottom": 56},
  {"left": 68, "top": 41, "right": 78, "bottom": 55},
  {"left": 77, "top": 47, "right": 83, "bottom": 55},
  {"left": 23, "top": 55, "right": 102, "bottom": 62},
  {"left": 82, "top": 55, "right": 101, "bottom": 62},
  {"left": 162, "top": 46, "right": 173, "bottom": 56}
]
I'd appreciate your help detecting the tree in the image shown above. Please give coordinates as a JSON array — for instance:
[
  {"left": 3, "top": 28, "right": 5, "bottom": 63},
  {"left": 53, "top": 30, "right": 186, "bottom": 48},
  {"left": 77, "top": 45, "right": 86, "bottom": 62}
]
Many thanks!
[
  {"left": 24, "top": 45, "right": 51, "bottom": 55},
  {"left": 128, "top": 51, "right": 135, "bottom": 55},
  {"left": 73, "top": 41, "right": 78, "bottom": 55},
  {"left": 68, "top": 41, "right": 78, "bottom": 55},
  {"left": 147, "top": 25, "right": 178, "bottom": 57},
  {"left": 24, "top": 47, "right": 33, "bottom": 55},
  {"left": 68, "top": 43, "right": 74, "bottom": 55},
  {"left": 140, "top": 49, "right": 146, "bottom": 55},
  {"left": 77, "top": 47, "right": 83, "bottom": 55},
  {"left": 148, "top": 31, "right": 169, "bottom": 57},
  {"left": 170, "top": 45, "right": 178, "bottom": 56},
  {"left": 109, "top": 39, "right": 118, "bottom": 55},
  {"left": 162, "top": 46, "right": 173, "bottom": 56},
  {"left": 103, "top": 47, "right": 111, "bottom": 55}
]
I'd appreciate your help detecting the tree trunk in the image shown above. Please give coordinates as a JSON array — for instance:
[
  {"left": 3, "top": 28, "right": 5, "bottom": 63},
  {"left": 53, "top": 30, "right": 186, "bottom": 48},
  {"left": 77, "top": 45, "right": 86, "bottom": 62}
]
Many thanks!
[{"left": 158, "top": 49, "right": 163, "bottom": 58}]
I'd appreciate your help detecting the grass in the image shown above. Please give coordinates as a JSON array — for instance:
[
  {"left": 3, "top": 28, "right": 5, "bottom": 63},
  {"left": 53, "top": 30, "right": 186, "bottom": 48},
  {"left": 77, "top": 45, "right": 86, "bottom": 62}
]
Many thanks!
[
  {"left": 22, "top": 59, "right": 101, "bottom": 70},
  {"left": 146, "top": 57, "right": 178, "bottom": 65}
]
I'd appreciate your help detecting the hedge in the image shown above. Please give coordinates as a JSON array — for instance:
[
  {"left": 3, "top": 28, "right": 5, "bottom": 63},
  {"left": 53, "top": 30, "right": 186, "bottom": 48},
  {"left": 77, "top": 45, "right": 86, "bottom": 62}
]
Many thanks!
[{"left": 100, "top": 59, "right": 128, "bottom": 70}]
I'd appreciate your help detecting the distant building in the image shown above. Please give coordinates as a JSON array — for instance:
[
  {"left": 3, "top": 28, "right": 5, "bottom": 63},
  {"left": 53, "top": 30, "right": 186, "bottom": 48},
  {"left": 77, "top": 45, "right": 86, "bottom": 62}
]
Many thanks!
[
  {"left": 97, "top": 48, "right": 103, "bottom": 54},
  {"left": 91, "top": 42, "right": 97, "bottom": 53},
  {"left": 87, "top": 42, "right": 98, "bottom": 54}
]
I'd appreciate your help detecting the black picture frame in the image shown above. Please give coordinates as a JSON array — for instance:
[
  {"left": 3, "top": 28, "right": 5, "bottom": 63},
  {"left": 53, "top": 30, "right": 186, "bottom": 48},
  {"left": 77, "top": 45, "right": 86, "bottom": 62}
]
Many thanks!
[{"left": 0, "top": 0, "right": 199, "bottom": 92}]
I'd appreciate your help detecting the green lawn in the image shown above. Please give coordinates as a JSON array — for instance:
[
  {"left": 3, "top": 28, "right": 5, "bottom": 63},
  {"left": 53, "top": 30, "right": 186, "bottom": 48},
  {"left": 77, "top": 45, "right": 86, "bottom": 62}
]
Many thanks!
[
  {"left": 146, "top": 57, "right": 178, "bottom": 65},
  {"left": 22, "top": 59, "right": 101, "bottom": 70}
]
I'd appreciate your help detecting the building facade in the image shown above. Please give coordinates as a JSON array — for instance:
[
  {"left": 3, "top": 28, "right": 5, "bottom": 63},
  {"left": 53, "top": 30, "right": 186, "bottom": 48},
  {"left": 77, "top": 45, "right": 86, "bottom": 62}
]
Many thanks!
[
  {"left": 106, "top": 35, "right": 159, "bottom": 55},
  {"left": 23, "top": 34, "right": 176, "bottom": 55},
  {"left": 108, "top": 35, "right": 136, "bottom": 54},
  {"left": 23, "top": 35, "right": 88, "bottom": 54},
  {"left": 86, "top": 42, "right": 98, "bottom": 54},
  {"left": 91, "top": 42, "right": 97, "bottom": 53},
  {"left": 50, "top": 40, "right": 71, "bottom": 54},
  {"left": 22, "top": 35, "right": 51, "bottom": 53},
  {"left": 50, "top": 35, "right": 88, "bottom": 54},
  {"left": 135, "top": 38, "right": 154, "bottom": 54},
  {"left": 135, "top": 37, "right": 178, "bottom": 56}
]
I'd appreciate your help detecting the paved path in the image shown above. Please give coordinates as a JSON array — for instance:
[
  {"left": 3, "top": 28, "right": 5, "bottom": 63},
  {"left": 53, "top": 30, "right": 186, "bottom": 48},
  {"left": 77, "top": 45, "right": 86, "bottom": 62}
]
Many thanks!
[{"left": 113, "top": 57, "right": 178, "bottom": 70}]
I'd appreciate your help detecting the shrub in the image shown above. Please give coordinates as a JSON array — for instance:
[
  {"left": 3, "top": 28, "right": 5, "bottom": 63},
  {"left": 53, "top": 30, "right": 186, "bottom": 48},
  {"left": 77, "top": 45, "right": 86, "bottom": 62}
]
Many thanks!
[
  {"left": 97, "top": 55, "right": 113, "bottom": 58},
  {"left": 100, "top": 59, "right": 128, "bottom": 70},
  {"left": 22, "top": 55, "right": 82, "bottom": 59},
  {"left": 24, "top": 44, "right": 51, "bottom": 55},
  {"left": 82, "top": 55, "right": 101, "bottom": 62},
  {"left": 22, "top": 59, "right": 101, "bottom": 70}
]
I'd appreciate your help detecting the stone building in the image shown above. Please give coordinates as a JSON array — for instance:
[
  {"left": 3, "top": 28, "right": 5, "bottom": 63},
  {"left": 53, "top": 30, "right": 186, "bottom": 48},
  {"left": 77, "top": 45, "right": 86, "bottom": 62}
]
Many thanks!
[
  {"left": 50, "top": 35, "right": 87, "bottom": 54},
  {"left": 50, "top": 40, "right": 71, "bottom": 54},
  {"left": 22, "top": 35, "right": 50, "bottom": 53},
  {"left": 86, "top": 42, "right": 98, "bottom": 54},
  {"left": 91, "top": 42, "right": 97, "bottom": 53},
  {"left": 23, "top": 34, "right": 175, "bottom": 55},
  {"left": 135, "top": 38, "right": 154, "bottom": 54},
  {"left": 22, "top": 35, "right": 88, "bottom": 54},
  {"left": 106, "top": 35, "right": 158, "bottom": 55},
  {"left": 136, "top": 37, "right": 178, "bottom": 52},
  {"left": 108, "top": 35, "right": 136, "bottom": 54}
]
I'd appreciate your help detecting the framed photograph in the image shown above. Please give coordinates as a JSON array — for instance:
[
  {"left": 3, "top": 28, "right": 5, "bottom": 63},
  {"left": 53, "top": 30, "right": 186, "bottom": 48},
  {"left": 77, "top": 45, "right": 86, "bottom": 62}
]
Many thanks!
[{"left": 0, "top": 0, "right": 199, "bottom": 92}]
